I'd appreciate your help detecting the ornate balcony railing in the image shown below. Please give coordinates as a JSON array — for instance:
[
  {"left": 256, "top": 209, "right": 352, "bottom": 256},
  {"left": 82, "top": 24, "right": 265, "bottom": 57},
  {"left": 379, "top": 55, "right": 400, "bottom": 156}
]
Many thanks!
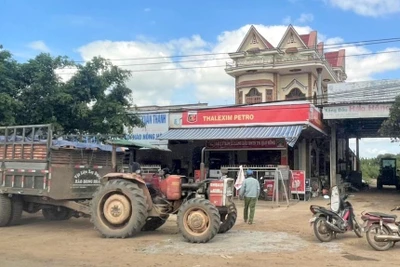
[{"left": 225, "top": 52, "right": 338, "bottom": 81}]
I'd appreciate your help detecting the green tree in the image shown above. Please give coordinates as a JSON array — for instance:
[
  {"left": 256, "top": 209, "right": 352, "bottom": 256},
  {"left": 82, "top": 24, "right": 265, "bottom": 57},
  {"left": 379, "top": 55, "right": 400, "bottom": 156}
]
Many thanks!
[
  {"left": 0, "top": 44, "right": 143, "bottom": 135},
  {"left": 380, "top": 95, "right": 400, "bottom": 140},
  {"left": 17, "top": 53, "right": 74, "bottom": 132},
  {"left": 0, "top": 45, "right": 22, "bottom": 125},
  {"left": 62, "top": 57, "right": 143, "bottom": 135}
]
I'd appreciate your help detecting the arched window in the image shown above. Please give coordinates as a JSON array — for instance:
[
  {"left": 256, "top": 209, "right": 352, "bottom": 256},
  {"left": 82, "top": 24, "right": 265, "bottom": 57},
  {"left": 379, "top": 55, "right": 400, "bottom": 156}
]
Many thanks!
[
  {"left": 245, "top": 88, "right": 262, "bottom": 104},
  {"left": 285, "top": 88, "right": 306, "bottom": 100}
]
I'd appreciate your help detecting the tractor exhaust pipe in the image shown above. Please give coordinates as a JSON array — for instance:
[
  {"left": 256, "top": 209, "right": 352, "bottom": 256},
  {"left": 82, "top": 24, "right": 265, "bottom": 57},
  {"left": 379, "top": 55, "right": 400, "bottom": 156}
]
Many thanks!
[
  {"left": 200, "top": 147, "right": 206, "bottom": 181},
  {"left": 374, "top": 235, "right": 400, "bottom": 242}
]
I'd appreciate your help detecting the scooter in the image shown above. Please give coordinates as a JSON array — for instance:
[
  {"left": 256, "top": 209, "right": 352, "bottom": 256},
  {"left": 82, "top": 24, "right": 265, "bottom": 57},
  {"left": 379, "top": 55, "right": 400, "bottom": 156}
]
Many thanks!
[
  {"left": 309, "top": 185, "right": 363, "bottom": 242},
  {"left": 361, "top": 206, "right": 400, "bottom": 251}
]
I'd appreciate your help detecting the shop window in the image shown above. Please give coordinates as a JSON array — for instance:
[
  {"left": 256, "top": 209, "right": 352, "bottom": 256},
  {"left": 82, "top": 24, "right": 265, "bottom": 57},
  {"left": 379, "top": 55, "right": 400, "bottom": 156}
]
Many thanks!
[
  {"left": 245, "top": 88, "right": 262, "bottom": 104},
  {"left": 247, "top": 150, "right": 281, "bottom": 166},
  {"left": 265, "top": 89, "right": 273, "bottom": 102},
  {"left": 285, "top": 88, "right": 306, "bottom": 100}
]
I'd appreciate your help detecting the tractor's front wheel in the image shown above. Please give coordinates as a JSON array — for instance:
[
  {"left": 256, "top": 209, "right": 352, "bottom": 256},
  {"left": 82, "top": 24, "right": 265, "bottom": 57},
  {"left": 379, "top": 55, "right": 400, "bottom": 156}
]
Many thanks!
[
  {"left": 218, "top": 204, "right": 237, "bottom": 234},
  {"left": 177, "top": 198, "right": 220, "bottom": 243},
  {"left": 90, "top": 179, "right": 148, "bottom": 238}
]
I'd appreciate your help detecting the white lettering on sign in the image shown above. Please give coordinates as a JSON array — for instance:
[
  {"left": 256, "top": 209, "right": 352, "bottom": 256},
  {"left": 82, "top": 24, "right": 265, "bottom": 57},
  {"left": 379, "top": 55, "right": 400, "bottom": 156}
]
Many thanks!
[
  {"left": 73, "top": 170, "right": 101, "bottom": 185},
  {"left": 202, "top": 114, "right": 255, "bottom": 122},
  {"left": 124, "top": 112, "right": 169, "bottom": 149},
  {"left": 210, "top": 189, "right": 223, "bottom": 194},
  {"left": 210, "top": 183, "right": 224, "bottom": 187},
  {"left": 323, "top": 104, "right": 392, "bottom": 119},
  {"left": 125, "top": 133, "right": 164, "bottom": 141},
  {"left": 140, "top": 114, "right": 167, "bottom": 125}
]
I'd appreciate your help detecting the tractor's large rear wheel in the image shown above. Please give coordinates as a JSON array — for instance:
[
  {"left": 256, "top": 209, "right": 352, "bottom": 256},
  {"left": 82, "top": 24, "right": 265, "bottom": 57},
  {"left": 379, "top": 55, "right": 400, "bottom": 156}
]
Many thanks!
[
  {"left": 218, "top": 204, "right": 237, "bottom": 234},
  {"left": 177, "top": 198, "right": 220, "bottom": 243},
  {"left": 90, "top": 179, "right": 148, "bottom": 238}
]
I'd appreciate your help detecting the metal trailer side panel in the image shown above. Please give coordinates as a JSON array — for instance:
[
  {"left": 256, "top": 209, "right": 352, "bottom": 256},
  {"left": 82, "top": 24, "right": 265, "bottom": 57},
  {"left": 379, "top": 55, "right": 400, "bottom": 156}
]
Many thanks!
[
  {"left": 0, "top": 125, "right": 52, "bottom": 195},
  {"left": 47, "top": 149, "right": 125, "bottom": 200}
]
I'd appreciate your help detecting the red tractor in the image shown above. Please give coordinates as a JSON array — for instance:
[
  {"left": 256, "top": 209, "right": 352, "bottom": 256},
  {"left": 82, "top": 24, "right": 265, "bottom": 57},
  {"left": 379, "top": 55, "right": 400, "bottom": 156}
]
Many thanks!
[{"left": 90, "top": 141, "right": 237, "bottom": 243}]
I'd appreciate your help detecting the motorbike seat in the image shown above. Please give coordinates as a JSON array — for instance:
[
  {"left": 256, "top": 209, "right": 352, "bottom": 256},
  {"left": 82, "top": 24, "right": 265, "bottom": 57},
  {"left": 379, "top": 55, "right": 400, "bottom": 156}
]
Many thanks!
[{"left": 367, "top": 212, "right": 397, "bottom": 219}]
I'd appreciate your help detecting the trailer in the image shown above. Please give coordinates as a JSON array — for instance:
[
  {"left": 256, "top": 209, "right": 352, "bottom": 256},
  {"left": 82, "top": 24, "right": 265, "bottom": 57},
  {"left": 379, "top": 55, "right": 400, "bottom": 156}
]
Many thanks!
[
  {"left": 0, "top": 124, "right": 163, "bottom": 224},
  {"left": 0, "top": 124, "right": 237, "bottom": 243}
]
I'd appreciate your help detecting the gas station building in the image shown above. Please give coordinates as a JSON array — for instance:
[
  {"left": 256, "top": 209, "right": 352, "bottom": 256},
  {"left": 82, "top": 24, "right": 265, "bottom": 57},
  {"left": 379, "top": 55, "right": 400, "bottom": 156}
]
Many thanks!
[{"left": 125, "top": 24, "right": 400, "bottom": 196}]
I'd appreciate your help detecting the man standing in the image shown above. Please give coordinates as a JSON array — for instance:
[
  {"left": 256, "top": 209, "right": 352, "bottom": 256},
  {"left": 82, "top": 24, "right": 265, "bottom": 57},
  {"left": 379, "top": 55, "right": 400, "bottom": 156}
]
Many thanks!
[{"left": 239, "top": 169, "right": 260, "bottom": 225}]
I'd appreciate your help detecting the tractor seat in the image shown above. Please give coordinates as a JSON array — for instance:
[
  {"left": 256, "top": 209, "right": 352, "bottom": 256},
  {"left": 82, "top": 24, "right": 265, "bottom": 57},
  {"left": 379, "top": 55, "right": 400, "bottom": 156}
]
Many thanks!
[{"left": 368, "top": 212, "right": 397, "bottom": 219}]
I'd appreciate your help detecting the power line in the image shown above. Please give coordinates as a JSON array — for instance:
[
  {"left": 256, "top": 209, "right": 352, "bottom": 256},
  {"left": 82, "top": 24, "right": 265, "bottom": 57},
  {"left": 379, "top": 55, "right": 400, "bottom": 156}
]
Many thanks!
[
  {"left": 56, "top": 49, "right": 400, "bottom": 74},
  {"left": 173, "top": 85, "right": 400, "bottom": 112},
  {"left": 67, "top": 36, "right": 400, "bottom": 63}
]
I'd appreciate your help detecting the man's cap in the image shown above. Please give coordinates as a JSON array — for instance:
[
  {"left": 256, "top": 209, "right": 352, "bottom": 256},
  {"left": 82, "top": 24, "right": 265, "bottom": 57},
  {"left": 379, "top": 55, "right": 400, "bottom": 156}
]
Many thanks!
[{"left": 246, "top": 169, "right": 253, "bottom": 175}]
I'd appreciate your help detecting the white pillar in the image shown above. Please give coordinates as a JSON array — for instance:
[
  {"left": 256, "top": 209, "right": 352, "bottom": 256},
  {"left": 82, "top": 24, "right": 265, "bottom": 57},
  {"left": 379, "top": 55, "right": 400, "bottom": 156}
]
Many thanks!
[
  {"left": 317, "top": 68, "right": 323, "bottom": 105},
  {"left": 299, "top": 139, "right": 307, "bottom": 171}
]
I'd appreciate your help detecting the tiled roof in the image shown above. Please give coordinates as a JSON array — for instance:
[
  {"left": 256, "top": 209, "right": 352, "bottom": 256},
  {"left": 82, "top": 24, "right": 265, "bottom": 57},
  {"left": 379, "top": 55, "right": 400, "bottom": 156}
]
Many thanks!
[{"left": 325, "top": 49, "right": 345, "bottom": 68}]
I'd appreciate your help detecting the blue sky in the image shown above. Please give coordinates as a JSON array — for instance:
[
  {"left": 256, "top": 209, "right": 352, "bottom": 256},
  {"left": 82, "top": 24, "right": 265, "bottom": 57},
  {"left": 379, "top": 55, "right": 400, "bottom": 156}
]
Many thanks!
[
  {"left": 1, "top": 0, "right": 400, "bottom": 157},
  {"left": 1, "top": 0, "right": 400, "bottom": 62}
]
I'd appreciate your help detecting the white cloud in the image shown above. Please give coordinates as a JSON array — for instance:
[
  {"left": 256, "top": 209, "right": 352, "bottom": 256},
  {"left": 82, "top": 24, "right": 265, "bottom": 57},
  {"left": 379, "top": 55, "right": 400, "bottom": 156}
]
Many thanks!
[
  {"left": 327, "top": 0, "right": 400, "bottom": 17},
  {"left": 74, "top": 24, "right": 400, "bottom": 106},
  {"left": 55, "top": 67, "right": 78, "bottom": 83},
  {"left": 297, "top": 13, "right": 314, "bottom": 23},
  {"left": 282, "top": 13, "right": 314, "bottom": 25},
  {"left": 322, "top": 36, "right": 400, "bottom": 81},
  {"left": 283, "top": 16, "right": 292, "bottom": 25},
  {"left": 27, "top": 41, "right": 51, "bottom": 53}
]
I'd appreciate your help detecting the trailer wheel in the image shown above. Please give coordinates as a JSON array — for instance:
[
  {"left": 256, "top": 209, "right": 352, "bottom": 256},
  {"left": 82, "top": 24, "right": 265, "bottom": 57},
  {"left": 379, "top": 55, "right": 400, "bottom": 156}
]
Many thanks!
[
  {"left": 90, "top": 179, "right": 148, "bottom": 238},
  {"left": 23, "top": 202, "right": 41, "bottom": 214},
  {"left": 7, "top": 196, "right": 24, "bottom": 226},
  {"left": 218, "top": 204, "right": 237, "bottom": 234},
  {"left": 141, "top": 216, "right": 169, "bottom": 231},
  {"left": 0, "top": 194, "right": 12, "bottom": 227},
  {"left": 177, "top": 198, "right": 220, "bottom": 243},
  {"left": 42, "top": 206, "right": 73, "bottom": 221}
]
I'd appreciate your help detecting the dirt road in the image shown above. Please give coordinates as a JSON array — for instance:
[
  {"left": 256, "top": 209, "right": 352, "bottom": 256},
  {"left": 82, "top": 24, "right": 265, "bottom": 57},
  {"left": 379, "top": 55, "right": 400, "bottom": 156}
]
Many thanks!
[{"left": 1, "top": 187, "right": 399, "bottom": 267}]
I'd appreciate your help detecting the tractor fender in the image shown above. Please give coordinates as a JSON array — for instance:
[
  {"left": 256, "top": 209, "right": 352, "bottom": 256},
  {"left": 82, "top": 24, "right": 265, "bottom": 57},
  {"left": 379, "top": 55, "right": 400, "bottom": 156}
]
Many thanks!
[{"left": 101, "top": 173, "right": 153, "bottom": 211}]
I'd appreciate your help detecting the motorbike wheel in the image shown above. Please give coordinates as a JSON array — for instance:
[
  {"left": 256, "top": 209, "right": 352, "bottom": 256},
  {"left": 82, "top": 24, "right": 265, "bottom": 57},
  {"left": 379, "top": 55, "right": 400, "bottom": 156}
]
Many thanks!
[
  {"left": 313, "top": 217, "right": 334, "bottom": 242},
  {"left": 366, "top": 224, "right": 393, "bottom": 251},
  {"left": 352, "top": 218, "right": 363, "bottom": 238}
]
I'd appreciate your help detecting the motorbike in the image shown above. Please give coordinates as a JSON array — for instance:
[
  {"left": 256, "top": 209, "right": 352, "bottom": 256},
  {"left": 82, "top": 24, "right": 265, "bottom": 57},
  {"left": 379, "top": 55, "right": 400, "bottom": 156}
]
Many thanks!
[
  {"left": 309, "top": 185, "right": 363, "bottom": 242},
  {"left": 361, "top": 206, "right": 400, "bottom": 251}
]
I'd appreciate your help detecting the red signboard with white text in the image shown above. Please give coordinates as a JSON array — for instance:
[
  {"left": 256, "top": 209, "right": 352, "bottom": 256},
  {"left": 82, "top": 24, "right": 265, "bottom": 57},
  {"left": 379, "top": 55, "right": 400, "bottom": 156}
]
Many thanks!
[
  {"left": 264, "top": 180, "right": 275, "bottom": 198},
  {"left": 309, "top": 106, "right": 324, "bottom": 131},
  {"left": 290, "top": 170, "right": 306, "bottom": 194},
  {"left": 206, "top": 139, "right": 286, "bottom": 150},
  {"left": 183, "top": 104, "right": 311, "bottom": 127}
]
